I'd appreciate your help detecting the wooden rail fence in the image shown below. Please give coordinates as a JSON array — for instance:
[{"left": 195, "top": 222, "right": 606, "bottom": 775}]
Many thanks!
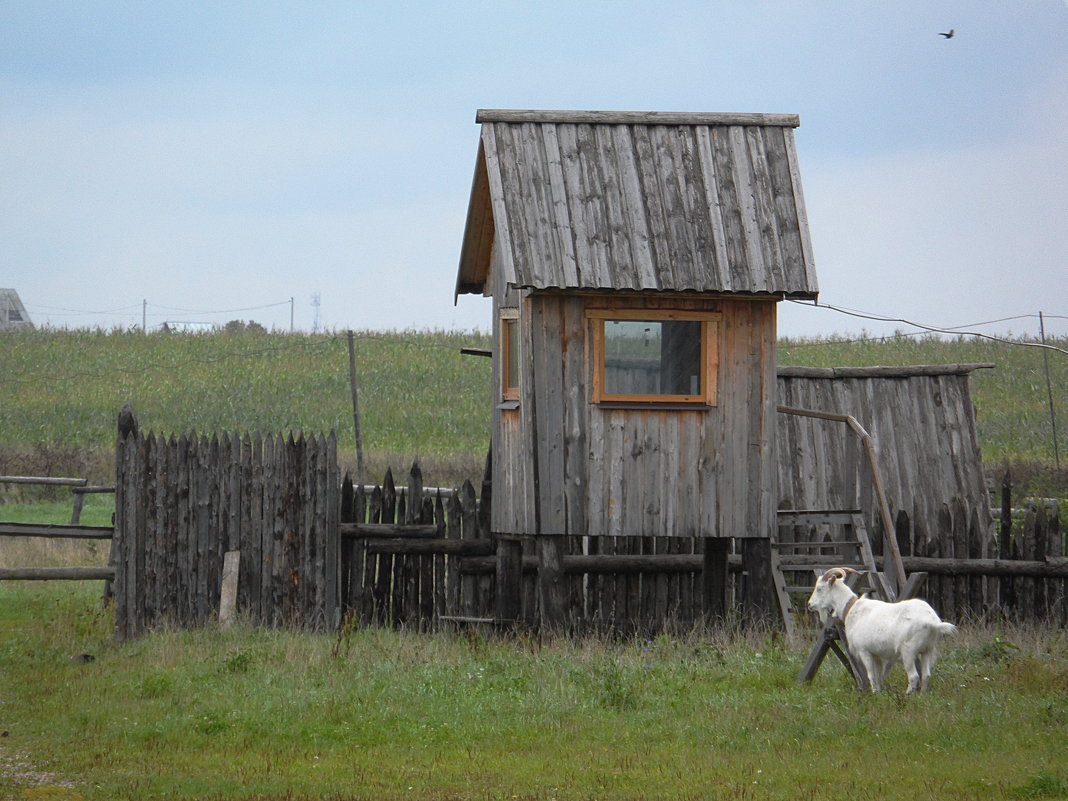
[{"left": 6, "top": 432, "right": 1065, "bottom": 636}]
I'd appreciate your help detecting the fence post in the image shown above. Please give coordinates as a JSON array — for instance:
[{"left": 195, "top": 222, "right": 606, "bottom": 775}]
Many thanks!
[
  {"left": 998, "top": 470, "right": 1014, "bottom": 612},
  {"left": 701, "top": 538, "right": 729, "bottom": 621},
  {"left": 495, "top": 535, "right": 523, "bottom": 624},
  {"left": 537, "top": 535, "right": 567, "bottom": 630}
]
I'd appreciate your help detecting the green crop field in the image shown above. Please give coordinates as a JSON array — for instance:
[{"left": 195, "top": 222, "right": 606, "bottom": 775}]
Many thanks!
[{"left": 1, "top": 326, "right": 1065, "bottom": 493}]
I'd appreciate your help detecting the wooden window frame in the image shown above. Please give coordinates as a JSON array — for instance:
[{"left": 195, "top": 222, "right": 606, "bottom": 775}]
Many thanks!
[
  {"left": 587, "top": 308, "right": 720, "bottom": 406},
  {"left": 500, "top": 310, "right": 520, "bottom": 402}
]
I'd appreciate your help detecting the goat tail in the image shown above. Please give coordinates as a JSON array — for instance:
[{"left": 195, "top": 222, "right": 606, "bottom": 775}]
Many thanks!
[{"left": 936, "top": 622, "right": 959, "bottom": 637}]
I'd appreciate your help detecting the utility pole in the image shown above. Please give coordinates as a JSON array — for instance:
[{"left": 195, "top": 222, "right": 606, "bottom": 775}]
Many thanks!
[
  {"left": 347, "top": 330, "right": 365, "bottom": 480},
  {"left": 142, "top": 299, "right": 147, "bottom": 334},
  {"left": 289, "top": 297, "right": 294, "bottom": 332},
  {"left": 1039, "top": 311, "right": 1060, "bottom": 468}
]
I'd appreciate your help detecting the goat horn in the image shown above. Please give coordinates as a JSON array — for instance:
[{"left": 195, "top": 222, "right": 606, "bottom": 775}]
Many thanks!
[{"left": 820, "top": 567, "right": 848, "bottom": 582}]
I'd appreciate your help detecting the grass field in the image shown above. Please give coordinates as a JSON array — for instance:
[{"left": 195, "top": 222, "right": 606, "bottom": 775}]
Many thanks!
[
  {"left": 0, "top": 581, "right": 1065, "bottom": 801},
  {"left": 1, "top": 328, "right": 1066, "bottom": 799},
  {"left": 1, "top": 327, "right": 1065, "bottom": 493}
]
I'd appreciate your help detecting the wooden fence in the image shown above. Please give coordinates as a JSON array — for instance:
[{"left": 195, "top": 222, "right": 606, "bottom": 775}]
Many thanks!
[
  {"left": 107, "top": 426, "right": 1064, "bottom": 638},
  {"left": 331, "top": 464, "right": 1067, "bottom": 633},
  {"left": 113, "top": 429, "right": 339, "bottom": 639}
]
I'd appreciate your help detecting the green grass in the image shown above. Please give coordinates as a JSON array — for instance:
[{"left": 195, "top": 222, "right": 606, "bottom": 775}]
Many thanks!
[
  {"left": 1, "top": 327, "right": 493, "bottom": 486},
  {"left": 0, "top": 583, "right": 1065, "bottom": 800},
  {"left": 1, "top": 327, "right": 1065, "bottom": 492}
]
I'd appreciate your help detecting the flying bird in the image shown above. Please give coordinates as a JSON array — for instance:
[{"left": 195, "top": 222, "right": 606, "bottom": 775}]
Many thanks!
[{"left": 939, "top": 29, "right": 955, "bottom": 38}]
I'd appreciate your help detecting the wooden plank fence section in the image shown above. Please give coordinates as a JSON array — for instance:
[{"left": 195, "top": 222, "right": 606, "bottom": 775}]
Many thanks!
[
  {"left": 113, "top": 429, "right": 338, "bottom": 640},
  {"left": 102, "top": 421, "right": 1062, "bottom": 637}
]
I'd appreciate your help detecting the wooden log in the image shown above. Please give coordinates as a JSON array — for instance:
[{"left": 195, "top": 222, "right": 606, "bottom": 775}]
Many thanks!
[
  {"left": 0, "top": 475, "right": 88, "bottom": 486},
  {"left": 340, "top": 523, "right": 441, "bottom": 538},
  {"left": 777, "top": 363, "right": 995, "bottom": 379},
  {"left": 0, "top": 567, "right": 115, "bottom": 581},
  {"left": 458, "top": 551, "right": 1068, "bottom": 579},
  {"left": 0, "top": 523, "right": 113, "bottom": 539}
]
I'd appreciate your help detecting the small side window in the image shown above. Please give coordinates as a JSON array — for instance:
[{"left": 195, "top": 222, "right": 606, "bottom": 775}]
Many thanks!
[{"left": 501, "top": 313, "right": 519, "bottom": 402}]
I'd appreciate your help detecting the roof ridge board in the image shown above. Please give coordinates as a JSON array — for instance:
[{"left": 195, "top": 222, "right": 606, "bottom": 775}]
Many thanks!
[{"left": 476, "top": 109, "right": 801, "bottom": 128}]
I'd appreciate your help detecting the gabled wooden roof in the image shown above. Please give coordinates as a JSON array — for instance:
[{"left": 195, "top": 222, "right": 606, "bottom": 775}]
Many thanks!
[
  {"left": 0, "top": 288, "right": 32, "bottom": 330},
  {"left": 456, "top": 109, "right": 818, "bottom": 300}
]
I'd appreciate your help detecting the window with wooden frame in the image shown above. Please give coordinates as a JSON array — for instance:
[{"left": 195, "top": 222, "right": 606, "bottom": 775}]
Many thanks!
[
  {"left": 500, "top": 311, "right": 520, "bottom": 402},
  {"left": 587, "top": 309, "right": 720, "bottom": 405}
]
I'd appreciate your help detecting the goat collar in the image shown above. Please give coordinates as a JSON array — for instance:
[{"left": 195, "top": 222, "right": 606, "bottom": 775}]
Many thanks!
[{"left": 839, "top": 596, "right": 859, "bottom": 623}]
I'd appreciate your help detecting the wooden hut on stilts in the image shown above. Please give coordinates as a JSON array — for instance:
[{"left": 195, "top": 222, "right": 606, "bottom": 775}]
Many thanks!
[{"left": 455, "top": 109, "right": 822, "bottom": 628}]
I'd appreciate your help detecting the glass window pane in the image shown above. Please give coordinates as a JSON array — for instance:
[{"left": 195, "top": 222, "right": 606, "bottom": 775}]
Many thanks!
[
  {"left": 603, "top": 319, "right": 701, "bottom": 397},
  {"left": 503, "top": 318, "right": 519, "bottom": 394}
]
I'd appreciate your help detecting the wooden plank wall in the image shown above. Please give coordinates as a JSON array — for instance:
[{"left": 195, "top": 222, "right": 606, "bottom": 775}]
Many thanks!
[
  {"left": 494, "top": 293, "right": 777, "bottom": 542},
  {"left": 776, "top": 369, "right": 991, "bottom": 552},
  {"left": 113, "top": 430, "right": 338, "bottom": 640}
]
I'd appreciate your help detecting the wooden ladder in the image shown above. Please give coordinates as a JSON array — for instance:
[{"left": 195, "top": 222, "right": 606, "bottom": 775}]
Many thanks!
[{"left": 770, "top": 508, "right": 892, "bottom": 641}]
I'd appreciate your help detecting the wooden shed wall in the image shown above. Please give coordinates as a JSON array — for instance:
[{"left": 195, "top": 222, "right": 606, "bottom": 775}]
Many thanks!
[
  {"left": 492, "top": 290, "right": 778, "bottom": 539},
  {"left": 776, "top": 368, "right": 990, "bottom": 537}
]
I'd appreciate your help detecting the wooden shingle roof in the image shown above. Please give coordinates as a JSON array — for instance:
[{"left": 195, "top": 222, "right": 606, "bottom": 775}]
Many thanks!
[{"left": 456, "top": 109, "right": 818, "bottom": 300}]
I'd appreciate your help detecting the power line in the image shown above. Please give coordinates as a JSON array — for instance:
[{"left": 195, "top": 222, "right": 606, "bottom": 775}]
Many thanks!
[
  {"left": 150, "top": 301, "right": 292, "bottom": 314},
  {"left": 786, "top": 300, "right": 1068, "bottom": 356}
]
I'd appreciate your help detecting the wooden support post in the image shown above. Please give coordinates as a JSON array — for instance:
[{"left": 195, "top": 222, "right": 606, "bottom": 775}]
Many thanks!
[
  {"left": 537, "top": 535, "right": 567, "bottom": 630},
  {"left": 740, "top": 537, "right": 777, "bottom": 626},
  {"left": 701, "top": 538, "right": 729, "bottom": 621},
  {"left": 495, "top": 535, "right": 523, "bottom": 624},
  {"left": 219, "top": 550, "right": 240, "bottom": 628}
]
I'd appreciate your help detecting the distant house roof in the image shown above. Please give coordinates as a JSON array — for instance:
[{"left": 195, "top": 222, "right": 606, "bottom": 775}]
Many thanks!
[
  {"left": 0, "top": 288, "right": 32, "bottom": 331},
  {"left": 456, "top": 109, "right": 818, "bottom": 300}
]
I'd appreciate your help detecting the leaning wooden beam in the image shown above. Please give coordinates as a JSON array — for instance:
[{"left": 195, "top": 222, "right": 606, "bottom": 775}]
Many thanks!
[
  {"left": 0, "top": 567, "right": 115, "bottom": 581},
  {"left": 0, "top": 476, "right": 88, "bottom": 487},
  {"left": 0, "top": 523, "right": 114, "bottom": 539}
]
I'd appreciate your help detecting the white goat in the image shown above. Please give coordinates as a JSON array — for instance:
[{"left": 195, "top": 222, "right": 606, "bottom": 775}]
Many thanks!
[{"left": 807, "top": 567, "right": 958, "bottom": 693}]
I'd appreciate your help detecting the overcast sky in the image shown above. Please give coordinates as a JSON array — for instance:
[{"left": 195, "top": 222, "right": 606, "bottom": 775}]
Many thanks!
[{"left": 2, "top": 1, "right": 1066, "bottom": 338}]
